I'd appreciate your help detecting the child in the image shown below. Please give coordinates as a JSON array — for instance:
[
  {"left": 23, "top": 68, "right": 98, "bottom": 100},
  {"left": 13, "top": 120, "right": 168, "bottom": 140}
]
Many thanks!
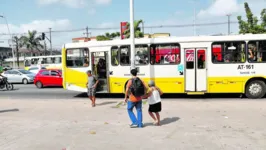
[{"left": 143, "top": 80, "right": 163, "bottom": 126}]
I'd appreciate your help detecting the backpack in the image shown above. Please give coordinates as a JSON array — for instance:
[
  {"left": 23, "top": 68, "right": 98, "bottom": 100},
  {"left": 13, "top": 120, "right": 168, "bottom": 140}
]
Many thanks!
[{"left": 130, "top": 77, "right": 145, "bottom": 97}]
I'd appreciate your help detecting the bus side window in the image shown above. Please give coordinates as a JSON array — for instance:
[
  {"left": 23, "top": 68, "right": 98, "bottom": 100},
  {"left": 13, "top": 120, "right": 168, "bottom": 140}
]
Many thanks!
[
  {"left": 66, "top": 48, "right": 89, "bottom": 67},
  {"left": 47, "top": 57, "right": 52, "bottom": 64},
  {"left": 42, "top": 58, "right": 47, "bottom": 64},
  {"left": 135, "top": 45, "right": 149, "bottom": 65},
  {"left": 111, "top": 46, "right": 119, "bottom": 66},
  {"left": 248, "top": 40, "right": 266, "bottom": 63},
  {"left": 211, "top": 41, "right": 246, "bottom": 63},
  {"left": 55, "top": 57, "right": 61, "bottom": 63},
  {"left": 150, "top": 43, "right": 180, "bottom": 65},
  {"left": 120, "top": 45, "right": 130, "bottom": 65},
  {"left": 24, "top": 60, "right": 31, "bottom": 67}
]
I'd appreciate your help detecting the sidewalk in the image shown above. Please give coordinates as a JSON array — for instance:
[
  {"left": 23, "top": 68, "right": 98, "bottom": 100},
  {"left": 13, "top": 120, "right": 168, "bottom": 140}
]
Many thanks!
[{"left": 0, "top": 99, "right": 266, "bottom": 150}]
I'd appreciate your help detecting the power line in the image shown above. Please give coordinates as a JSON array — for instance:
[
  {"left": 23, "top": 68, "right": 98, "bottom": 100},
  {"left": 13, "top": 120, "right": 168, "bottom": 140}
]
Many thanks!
[{"left": 0, "top": 21, "right": 243, "bottom": 36}]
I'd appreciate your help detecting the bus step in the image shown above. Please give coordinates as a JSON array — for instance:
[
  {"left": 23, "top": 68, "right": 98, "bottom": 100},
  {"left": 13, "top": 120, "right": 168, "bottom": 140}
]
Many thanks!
[{"left": 186, "top": 92, "right": 205, "bottom": 95}]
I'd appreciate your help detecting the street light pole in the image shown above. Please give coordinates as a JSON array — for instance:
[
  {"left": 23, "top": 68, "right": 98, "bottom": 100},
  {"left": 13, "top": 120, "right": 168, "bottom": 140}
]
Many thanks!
[
  {"left": 0, "top": 15, "right": 15, "bottom": 68},
  {"left": 130, "top": 0, "right": 135, "bottom": 70}
]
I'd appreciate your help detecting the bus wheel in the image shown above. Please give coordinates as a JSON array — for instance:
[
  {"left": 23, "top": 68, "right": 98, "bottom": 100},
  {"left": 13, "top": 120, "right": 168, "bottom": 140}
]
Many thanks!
[{"left": 245, "top": 80, "right": 266, "bottom": 99}]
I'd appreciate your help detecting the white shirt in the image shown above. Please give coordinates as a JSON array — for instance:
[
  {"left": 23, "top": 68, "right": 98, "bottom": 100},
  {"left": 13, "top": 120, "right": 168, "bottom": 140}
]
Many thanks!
[
  {"left": 135, "top": 55, "right": 140, "bottom": 64},
  {"left": 147, "top": 89, "right": 161, "bottom": 105}
]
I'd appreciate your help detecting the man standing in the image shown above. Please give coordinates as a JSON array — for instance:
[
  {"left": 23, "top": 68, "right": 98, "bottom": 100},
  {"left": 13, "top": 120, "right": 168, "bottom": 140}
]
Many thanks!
[
  {"left": 124, "top": 69, "right": 148, "bottom": 128},
  {"left": 86, "top": 70, "right": 99, "bottom": 107}
]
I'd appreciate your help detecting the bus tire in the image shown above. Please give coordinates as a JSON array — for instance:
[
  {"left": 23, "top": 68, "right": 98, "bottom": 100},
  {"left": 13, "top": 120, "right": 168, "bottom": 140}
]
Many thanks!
[{"left": 245, "top": 80, "right": 266, "bottom": 99}]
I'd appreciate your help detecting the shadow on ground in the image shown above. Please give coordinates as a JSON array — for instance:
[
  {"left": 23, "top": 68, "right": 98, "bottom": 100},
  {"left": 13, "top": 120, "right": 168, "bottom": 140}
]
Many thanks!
[
  {"left": 144, "top": 117, "right": 180, "bottom": 126},
  {"left": 0, "top": 108, "right": 19, "bottom": 113},
  {"left": 74, "top": 93, "right": 254, "bottom": 100},
  {"left": 96, "top": 101, "right": 117, "bottom": 106}
]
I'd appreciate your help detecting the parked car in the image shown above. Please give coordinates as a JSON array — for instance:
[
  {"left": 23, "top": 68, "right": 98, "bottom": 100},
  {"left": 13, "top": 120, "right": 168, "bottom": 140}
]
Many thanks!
[
  {"left": 2, "top": 69, "right": 36, "bottom": 84},
  {"left": 3, "top": 65, "right": 12, "bottom": 71},
  {"left": 34, "top": 69, "right": 62, "bottom": 88},
  {"left": 28, "top": 66, "right": 47, "bottom": 74}
]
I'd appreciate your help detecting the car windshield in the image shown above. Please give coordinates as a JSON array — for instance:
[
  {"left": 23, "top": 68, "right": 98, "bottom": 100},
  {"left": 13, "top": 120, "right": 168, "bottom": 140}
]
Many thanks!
[{"left": 19, "top": 70, "right": 32, "bottom": 74}]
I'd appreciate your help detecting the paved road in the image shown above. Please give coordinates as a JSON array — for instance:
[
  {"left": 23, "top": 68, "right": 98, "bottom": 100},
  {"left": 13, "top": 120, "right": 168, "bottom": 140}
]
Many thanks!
[
  {"left": 0, "top": 84, "right": 82, "bottom": 100},
  {"left": 1, "top": 99, "right": 266, "bottom": 150},
  {"left": 1, "top": 83, "right": 266, "bottom": 100}
]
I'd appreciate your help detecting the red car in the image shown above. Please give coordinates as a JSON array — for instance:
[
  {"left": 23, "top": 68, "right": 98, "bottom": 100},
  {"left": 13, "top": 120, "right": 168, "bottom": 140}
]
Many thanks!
[{"left": 34, "top": 69, "right": 62, "bottom": 88}]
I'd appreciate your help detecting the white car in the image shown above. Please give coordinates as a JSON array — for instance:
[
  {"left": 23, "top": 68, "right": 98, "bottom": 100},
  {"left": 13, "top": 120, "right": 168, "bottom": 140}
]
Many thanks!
[
  {"left": 2, "top": 69, "right": 36, "bottom": 84},
  {"left": 28, "top": 66, "right": 46, "bottom": 74}
]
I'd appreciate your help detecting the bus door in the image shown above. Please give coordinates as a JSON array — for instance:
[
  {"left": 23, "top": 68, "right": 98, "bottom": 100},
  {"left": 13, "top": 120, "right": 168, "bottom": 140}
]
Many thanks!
[
  {"left": 185, "top": 48, "right": 207, "bottom": 92},
  {"left": 91, "top": 51, "right": 109, "bottom": 93}
]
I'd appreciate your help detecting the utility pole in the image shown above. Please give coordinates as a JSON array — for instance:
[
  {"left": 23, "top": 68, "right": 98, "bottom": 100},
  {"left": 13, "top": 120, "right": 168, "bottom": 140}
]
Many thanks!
[
  {"left": 193, "top": 0, "right": 197, "bottom": 36},
  {"left": 130, "top": 0, "right": 135, "bottom": 70},
  {"left": 227, "top": 14, "right": 231, "bottom": 35},
  {"left": 85, "top": 26, "right": 89, "bottom": 38},
  {"left": 49, "top": 28, "right": 52, "bottom": 55},
  {"left": 142, "top": 21, "right": 144, "bottom": 35},
  {"left": 44, "top": 40, "right": 47, "bottom": 55}
]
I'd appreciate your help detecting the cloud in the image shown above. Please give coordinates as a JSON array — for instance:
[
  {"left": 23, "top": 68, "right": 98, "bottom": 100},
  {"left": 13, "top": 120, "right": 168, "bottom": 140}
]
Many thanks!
[
  {"left": 197, "top": 0, "right": 240, "bottom": 18},
  {"left": 37, "top": 0, "right": 111, "bottom": 8},
  {"left": 88, "top": 8, "right": 96, "bottom": 15},
  {"left": 197, "top": 0, "right": 266, "bottom": 19},
  {"left": 0, "top": 19, "right": 72, "bottom": 48},
  {"left": 174, "top": 11, "right": 183, "bottom": 16},
  {"left": 145, "top": 0, "right": 266, "bottom": 37},
  {"left": 94, "top": 0, "right": 112, "bottom": 5},
  {"left": 0, "top": 20, "right": 120, "bottom": 48},
  {"left": 37, "top": 0, "right": 86, "bottom": 8}
]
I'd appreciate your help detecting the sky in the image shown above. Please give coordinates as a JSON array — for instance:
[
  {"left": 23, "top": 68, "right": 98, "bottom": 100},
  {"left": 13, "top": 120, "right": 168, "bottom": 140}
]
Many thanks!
[{"left": 0, "top": 0, "right": 266, "bottom": 49}]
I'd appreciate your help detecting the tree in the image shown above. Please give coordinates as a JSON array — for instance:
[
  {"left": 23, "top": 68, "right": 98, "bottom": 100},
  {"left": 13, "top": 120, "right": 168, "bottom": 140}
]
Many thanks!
[
  {"left": 12, "top": 36, "right": 24, "bottom": 67},
  {"left": 237, "top": 2, "right": 266, "bottom": 34},
  {"left": 123, "top": 20, "right": 144, "bottom": 39},
  {"left": 96, "top": 32, "right": 121, "bottom": 41},
  {"left": 21, "top": 30, "right": 44, "bottom": 56}
]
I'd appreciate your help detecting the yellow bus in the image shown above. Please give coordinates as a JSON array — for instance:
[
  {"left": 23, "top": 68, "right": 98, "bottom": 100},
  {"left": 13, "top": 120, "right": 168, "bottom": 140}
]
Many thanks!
[{"left": 62, "top": 34, "right": 266, "bottom": 99}]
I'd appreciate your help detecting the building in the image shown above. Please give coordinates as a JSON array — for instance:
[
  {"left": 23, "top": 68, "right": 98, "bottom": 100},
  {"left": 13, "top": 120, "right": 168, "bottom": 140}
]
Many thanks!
[
  {"left": 72, "top": 37, "right": 97, "bottom": 43},
  {"left": 0, "top": 47, "right": 12, "bottom": 62},
  {"left": 144, "top": 33, "right": 171, "bottom": 38}
]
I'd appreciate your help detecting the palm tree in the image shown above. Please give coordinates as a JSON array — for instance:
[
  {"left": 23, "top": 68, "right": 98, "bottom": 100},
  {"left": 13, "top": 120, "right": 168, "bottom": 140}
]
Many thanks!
[
  {"left": 96, "top": 32, "right": 121, "bottom": 41},
  {"left": 123, "top": 20, "right": 144, "bottom": 39},
  {"left": 21, "top": 30, "right": 44, "bottom": 56},
  {"left": 12, "top": 36, "right": 24, "bottom": 68}
]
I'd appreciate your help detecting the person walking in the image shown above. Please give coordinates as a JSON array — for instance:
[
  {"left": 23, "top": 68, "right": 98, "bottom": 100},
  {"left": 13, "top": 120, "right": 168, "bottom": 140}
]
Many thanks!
[
  {"left": 124, "top": 69, "right": 148, "bottom": 128},
  {"left": 143, "top": 80, "right": 163, "bottom": 126},
  {"left": 86, "top": 70, "right": 99, "bottom": 107}
]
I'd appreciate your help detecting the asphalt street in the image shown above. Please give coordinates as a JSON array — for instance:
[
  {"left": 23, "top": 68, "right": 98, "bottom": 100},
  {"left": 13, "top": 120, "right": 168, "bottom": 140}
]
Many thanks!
[
  {"left": 0, "top": 84, "right": 82, "bottom": 100},
  {"left": 1, "top": 83, "right": 266, "bottom": 100}
]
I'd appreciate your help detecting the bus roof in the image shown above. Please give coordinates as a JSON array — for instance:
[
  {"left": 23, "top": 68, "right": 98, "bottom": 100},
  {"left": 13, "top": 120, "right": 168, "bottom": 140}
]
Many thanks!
[
  {"left": 24, "top": 55, "right": 62, "bottom": 60},
  {"left": 63, "top": 34, "right": 266, "bottom": 49}
]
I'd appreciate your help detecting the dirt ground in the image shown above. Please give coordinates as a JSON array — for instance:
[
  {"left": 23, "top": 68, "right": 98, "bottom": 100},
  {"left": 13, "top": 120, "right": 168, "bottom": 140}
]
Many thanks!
[{"left": 0, "top": 98, "right": 266, "bottom": 150}]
